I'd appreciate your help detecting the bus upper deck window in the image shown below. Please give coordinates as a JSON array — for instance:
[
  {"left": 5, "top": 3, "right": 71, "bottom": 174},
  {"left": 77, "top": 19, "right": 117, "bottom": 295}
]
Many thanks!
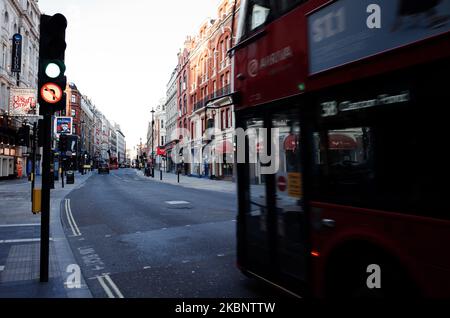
[{"left": 249, "top": 0, "right": 272, "bottom": 31}]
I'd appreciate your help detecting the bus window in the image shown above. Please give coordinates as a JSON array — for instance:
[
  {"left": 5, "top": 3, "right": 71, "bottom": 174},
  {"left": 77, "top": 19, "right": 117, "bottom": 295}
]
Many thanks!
[
  {"left": 249, "top": 0, "right": 272, "bottom": 31},
  {"left": 242, "top": 117, "right": 270, "bottom": 272},
  {"left": 311, "top": 93, "right": 449, "bottom": 219},
  {"left": 272, "top": 111, "right": 306, "bottom": 281}
]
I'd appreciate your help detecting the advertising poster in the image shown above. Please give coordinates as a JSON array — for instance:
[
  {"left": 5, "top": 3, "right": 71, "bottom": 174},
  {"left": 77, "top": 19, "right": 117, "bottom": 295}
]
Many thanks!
[
  {"left": 9, "top": 88, "right": 37, "bottom": 116},
  {"left": 55, "top": 117, "right": 73, "bottom": 136}
]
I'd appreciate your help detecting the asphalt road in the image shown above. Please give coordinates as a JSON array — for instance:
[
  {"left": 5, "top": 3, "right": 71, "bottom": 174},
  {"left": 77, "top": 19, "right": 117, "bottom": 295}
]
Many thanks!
[{"left": 63, "top": 168, "right": 281, "bottom": 298}]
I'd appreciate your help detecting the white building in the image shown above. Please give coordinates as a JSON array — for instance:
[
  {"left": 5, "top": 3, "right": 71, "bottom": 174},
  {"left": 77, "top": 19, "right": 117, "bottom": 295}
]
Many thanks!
[
  {"left": 115, "top": 124, "right": 126, "bottom": 165},
  {"left": 0, "top": 0, "right": 40, "bottom": 179},
  {"left": 165, "top": 67, "right": 178, "bottom": 144}
]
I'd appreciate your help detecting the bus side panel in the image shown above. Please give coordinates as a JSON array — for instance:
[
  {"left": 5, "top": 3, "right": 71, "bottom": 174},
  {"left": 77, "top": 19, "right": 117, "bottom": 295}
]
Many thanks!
[{"left": 310, "top": 202, "right": 450, "bottom": 298}]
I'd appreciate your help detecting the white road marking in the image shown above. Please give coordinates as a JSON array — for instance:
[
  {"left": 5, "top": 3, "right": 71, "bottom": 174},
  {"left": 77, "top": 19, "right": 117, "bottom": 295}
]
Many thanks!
[
  {"left": 65, "top": 199, "right": 81, "bottom": 236},
  {"left": 96, "top": 274, "right": 124, "bottom": 298},
  {"left": 0, "top": 224, "right": 40, "bottom": 228},
  {"left": 97, "top": 275, "right": 115, "bottom": 298},
  {"left": 143, "top": 266, "right": 151, "bottom": 270},
  {"left": 0, "top": 238, "right": 53, "bottom": 244},
  {"left": 165, "top": 201, "right": 190, "bottom": 205},
  {"left": 104, "top": 274, "right": 124, "bottom": 298},
  {"left": 0, "top": 266, "right": 5, "bottom": 271}
]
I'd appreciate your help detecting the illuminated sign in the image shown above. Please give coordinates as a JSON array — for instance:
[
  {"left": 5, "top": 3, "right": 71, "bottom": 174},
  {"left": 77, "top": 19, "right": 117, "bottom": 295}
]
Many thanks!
[
  {"left": 321, "top": 91, "right": 410, "bottom": 117},
  {"left": 308, "top": 0, "right": 450, "bottom": 74}
]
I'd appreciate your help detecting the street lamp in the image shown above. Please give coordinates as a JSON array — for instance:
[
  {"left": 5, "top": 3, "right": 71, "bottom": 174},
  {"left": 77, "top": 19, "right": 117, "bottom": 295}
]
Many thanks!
[
  {"left": 151, "top": 109, "right": 155, "bottom": 178},
  {"left": 80, "top": 120, "right": 85, "bottom": 175}
]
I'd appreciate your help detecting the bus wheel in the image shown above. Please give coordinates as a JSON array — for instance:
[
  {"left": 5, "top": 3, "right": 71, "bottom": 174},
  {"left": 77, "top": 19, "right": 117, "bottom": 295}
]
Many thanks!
[{"left": 325, "top": 244, "right": 419, "bottom": 299}]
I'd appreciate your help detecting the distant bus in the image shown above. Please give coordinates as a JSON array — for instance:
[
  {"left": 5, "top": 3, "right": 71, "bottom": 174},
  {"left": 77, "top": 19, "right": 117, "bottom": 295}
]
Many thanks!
[{"left": 109, "top": 157, "right": 119, "bottom": 170}]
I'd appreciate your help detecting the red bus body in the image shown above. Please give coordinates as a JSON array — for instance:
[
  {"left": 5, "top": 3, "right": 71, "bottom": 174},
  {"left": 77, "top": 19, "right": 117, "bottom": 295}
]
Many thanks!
[
  {"left": 234, "top": 0, "right": 450, "bottom": 297},
  {"left": 109, "top": 158, "right": 119, "bottom": 170}
]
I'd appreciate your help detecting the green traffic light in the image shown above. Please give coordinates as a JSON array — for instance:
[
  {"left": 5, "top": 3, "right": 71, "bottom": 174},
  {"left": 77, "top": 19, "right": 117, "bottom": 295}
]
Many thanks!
[{"left": 45, "top": 62, "right": 61, "bottom": 78}]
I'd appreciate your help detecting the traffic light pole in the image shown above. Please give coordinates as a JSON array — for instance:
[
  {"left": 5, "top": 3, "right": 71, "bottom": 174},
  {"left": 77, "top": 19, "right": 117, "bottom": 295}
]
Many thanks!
[
  {"left": 40, "top": 113, "right": 52, "bottom": 282},
  {"left": 31, "top": 122, "right": 37, "bottom": 202}
]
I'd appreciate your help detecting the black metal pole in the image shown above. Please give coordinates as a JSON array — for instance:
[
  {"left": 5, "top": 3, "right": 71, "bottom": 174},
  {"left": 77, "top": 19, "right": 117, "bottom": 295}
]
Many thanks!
[
  {"left": 61, "top": 157, "right": 64, "bottom": 188},
  {"left": 31, "top": 122, "right": 37, "bottom": 202},
  {"left": 160, "top": 169, "right": 162, "bottom": 181},
  {"left": 178, "top": 169, "right": 180, "bottom": 183},
  {"left": 40, "top": 114, "right": 52, "bottom": 282}
]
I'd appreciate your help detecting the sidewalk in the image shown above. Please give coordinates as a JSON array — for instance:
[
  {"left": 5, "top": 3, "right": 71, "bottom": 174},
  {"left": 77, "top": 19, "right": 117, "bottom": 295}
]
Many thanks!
[
  {"left": 0, "top": 172, "right": 93, "bottom": 298},
  {"left": 135, "top": 169, "right": 238, "bottom": 194}
]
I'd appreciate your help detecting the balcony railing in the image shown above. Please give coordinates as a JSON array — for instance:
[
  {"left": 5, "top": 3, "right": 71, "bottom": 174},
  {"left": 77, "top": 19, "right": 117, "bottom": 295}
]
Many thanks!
[
  {"left": 210, "top": 84, "right": 231, "bottom": 100},
  {"left": 194, "top": 99, "right": 207, "bottom": 112},
  {"left": 193, "top": 85, "right": 231, "bottom": 113}
]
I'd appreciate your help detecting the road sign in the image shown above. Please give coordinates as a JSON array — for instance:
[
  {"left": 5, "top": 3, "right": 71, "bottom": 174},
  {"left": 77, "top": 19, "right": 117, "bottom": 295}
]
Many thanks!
[
  {"left": 278, "top": 176, "right": 287, "bottom": 192},
  {"left": 40, "top": 83, "right": 63, "bottom": 104}
]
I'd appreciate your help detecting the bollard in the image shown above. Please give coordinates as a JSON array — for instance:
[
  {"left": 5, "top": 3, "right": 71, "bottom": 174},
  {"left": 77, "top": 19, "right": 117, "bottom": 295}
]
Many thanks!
[
  {"left": 160, "top": 170, "right": 162, "bottom": 181},
  {"left": 32, "top": 188, "right": 42, "bottom": 214},
  {"left": 177, "top": 171, "right": 180, "bottom": 183}
]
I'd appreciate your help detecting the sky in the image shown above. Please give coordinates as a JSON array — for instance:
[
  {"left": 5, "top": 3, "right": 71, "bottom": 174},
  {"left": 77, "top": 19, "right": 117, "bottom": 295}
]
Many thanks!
[{"left": 38, "top": 0, "right": 223, "bottom": 151}]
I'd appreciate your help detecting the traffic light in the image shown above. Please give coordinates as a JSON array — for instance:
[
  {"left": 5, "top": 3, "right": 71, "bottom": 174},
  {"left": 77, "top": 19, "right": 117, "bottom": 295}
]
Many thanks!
[
  {"left": 38, "top": 14, "right": 67, "bottom": 115},
  {"left": 59, "top": 134, "right": 68, "bottom": 152},
  {"left": 18, "top": 124, "right": 30, "bottom": 147}
]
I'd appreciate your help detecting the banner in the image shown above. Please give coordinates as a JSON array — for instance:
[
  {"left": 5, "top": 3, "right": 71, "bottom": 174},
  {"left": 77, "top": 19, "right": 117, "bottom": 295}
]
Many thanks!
[
  {"left": 9, "top": 88, "right": 37, "bottom": 116},
  {"left": 308, "top": 0, "right": 450, "bottom": 74},
  {"left": 55, "top": 117, "right": 73, "bottom": 136}
]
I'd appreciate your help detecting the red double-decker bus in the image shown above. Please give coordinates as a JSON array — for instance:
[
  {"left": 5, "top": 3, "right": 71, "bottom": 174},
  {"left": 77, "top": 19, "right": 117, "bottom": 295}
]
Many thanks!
[{"left": 233, "top": 0, "right": 450, "bottom": 298}]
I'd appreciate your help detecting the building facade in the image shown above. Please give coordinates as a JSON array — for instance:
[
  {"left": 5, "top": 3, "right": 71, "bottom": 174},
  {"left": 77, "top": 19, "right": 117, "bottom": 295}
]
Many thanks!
[
  {"left": 116, "top": 126, "right": 126, "bottom": 165},
  {"left": 0, "top": 0, "right": 40, "bottom": 179},
  {"left": 164, "top": 67, "right": 178, "bottom": 172},
  {"left": 175, "top": 0, "right": 239, "bottom": 179}
]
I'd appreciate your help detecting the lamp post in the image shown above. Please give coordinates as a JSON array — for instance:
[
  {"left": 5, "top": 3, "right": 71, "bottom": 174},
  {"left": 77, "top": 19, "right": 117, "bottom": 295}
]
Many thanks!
[
  {"left": 80, "top": 120, "right": 85, "bottom": 175},
  {"left": 151, "top": 109, "right": 155, "bottom": 178}
]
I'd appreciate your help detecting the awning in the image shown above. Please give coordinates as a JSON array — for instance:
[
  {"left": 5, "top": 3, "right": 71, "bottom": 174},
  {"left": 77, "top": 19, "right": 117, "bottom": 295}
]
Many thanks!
[
  {"left": 329, "top": 134, "right": 357, "bottom": 150},
  {"left": 215, "top": 140, "right": 233, "bottom": 155},
  {"left": 156, "top": 147, "right": 166, "bottom": 156}
]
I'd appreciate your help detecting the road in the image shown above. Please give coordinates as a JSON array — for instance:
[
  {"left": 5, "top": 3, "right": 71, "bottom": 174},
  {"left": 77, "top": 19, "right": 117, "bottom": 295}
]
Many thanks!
[{"left": 62, "top": 168, "right": 280, "bottom": 298}]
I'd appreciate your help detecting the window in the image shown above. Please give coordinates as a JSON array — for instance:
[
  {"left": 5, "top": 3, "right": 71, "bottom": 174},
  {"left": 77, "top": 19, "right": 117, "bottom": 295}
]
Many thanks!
[
  {"left": 249, "top": 0, "right": 271, "bottom": 31},
  {"left": 161, "top": 120, "right": 164, "bottom": 129},
  {"left": 71, "top": 109, "right": 76, "bottom": 117},
  {"left": 311, "top": 85, "right": 449, "bottom": 219},
  {"left": 71, "top": 94, "right": 76, "bottom": 103},
  {"left": 1, "top": 44, "right": 6, "bottom": 70},
  {"left": 221, "top": 110, "right": 225, "bottom": 130},
  {"left": 238, "top": 0, "right": 307, "bottom": 41}
]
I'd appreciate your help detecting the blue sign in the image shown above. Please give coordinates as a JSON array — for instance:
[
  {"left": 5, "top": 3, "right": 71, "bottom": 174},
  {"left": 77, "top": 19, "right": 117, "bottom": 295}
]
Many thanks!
[
  {"left": 11, "top": 33, "right": 22, "bottom": 73},
  {"left": 308, "top": 0, "right": 450, "bottom": 74}
]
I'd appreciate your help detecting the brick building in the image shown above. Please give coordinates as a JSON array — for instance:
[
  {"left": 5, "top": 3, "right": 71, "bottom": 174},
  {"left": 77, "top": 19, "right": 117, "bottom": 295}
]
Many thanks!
[{"left": 176, "top": 0, "right": 240, "bottom": 179}]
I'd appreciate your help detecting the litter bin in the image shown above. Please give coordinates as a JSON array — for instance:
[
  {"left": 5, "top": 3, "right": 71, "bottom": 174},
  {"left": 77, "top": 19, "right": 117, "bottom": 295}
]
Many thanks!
[{"left": 66, "top": 171, "right": 75, "bottom": 184}]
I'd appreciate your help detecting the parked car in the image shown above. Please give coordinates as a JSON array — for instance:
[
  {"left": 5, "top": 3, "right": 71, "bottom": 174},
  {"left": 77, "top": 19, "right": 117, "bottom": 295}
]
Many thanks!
[{"left": 98, "top": 163, "right": 110, "bottom": 174}]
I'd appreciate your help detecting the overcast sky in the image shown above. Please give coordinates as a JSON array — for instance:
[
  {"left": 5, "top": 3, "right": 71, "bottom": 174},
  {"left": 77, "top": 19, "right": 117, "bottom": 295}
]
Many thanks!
[{"left": 38, "top": 0, "right": 223, "bottom": 150}]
